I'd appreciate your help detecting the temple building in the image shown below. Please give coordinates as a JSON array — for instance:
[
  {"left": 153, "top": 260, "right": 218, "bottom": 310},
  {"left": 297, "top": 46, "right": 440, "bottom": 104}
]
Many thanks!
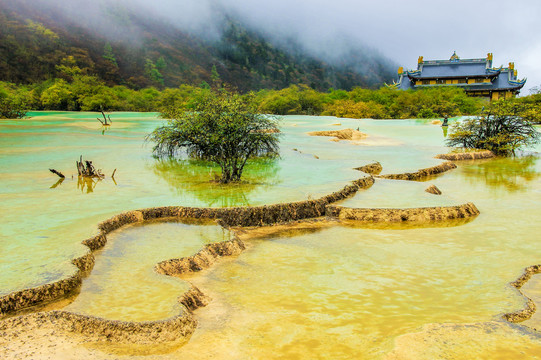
[{"left": 388, "top": 52, "right": 526, "bottom": 100}]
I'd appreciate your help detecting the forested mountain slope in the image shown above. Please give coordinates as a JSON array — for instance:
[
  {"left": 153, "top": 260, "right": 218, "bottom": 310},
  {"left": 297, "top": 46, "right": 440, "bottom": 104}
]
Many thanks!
[{"left": 0, "top": 0, "right": 396, "bottom": 91}]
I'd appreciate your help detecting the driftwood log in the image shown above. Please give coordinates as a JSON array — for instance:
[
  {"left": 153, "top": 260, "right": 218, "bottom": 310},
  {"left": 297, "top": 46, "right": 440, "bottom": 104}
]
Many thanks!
[{"left": 49, "top": 169, "right": 65, "bottom": 178}]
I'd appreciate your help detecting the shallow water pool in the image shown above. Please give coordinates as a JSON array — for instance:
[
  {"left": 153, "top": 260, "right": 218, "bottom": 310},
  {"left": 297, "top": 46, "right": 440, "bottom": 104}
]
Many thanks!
[{"left": 1, "top": 112, "right": 540, "bottom": 359}]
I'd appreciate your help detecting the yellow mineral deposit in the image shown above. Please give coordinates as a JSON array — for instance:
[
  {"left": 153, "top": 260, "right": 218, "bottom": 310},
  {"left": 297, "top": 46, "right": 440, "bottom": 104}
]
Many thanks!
[
  {"left": 1, "top": 113, "right": 540, "bottom": 359},
  {"left": 308, "top": 128, "right": 367, "bottom": 141}
]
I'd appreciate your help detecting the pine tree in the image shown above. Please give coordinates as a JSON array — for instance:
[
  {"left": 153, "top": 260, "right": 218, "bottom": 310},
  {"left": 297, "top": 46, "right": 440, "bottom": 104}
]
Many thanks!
[{"left": 103, "top": 42, "right": 118, "bottom": 67}]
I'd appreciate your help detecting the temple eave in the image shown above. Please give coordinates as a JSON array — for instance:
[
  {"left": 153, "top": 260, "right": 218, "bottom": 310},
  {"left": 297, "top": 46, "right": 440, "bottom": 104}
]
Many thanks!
[
  {"left": 407, "top": 73, "right": 500, "bottom": 81},
  {"left": 465, "top": 85, "right": 524, "bottom": 92},
  {"left": 413, "top": 84, "right": 524, "bottom": 91}
]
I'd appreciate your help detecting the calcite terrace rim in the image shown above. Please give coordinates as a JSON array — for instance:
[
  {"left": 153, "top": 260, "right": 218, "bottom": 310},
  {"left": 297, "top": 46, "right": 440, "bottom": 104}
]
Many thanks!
[
  {"left": 0, "top": 308, "right": 198, "bottom": 345},
  {"left": 0, "top": 174, "right": 377, "bottom": 342},
  {"left": 376, "top": 161, "right": 458, "bottom": 181},
  {"left": 4, "top": 156, "right": 532, "bottom": 348},
  {"left": 435, "top": 150, "right": 496, "bottom": 161},
  {"left": 503, "top": 265, "right": 541, "bottom": 325},
  {"left": 326, "top": 202, "right": 480, "bottom": 223}
]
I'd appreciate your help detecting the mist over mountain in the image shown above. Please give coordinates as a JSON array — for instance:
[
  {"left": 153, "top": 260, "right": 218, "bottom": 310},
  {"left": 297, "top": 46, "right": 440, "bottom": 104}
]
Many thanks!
[{"left": 0, "top": 0, "right": 396, "bottom": 91}]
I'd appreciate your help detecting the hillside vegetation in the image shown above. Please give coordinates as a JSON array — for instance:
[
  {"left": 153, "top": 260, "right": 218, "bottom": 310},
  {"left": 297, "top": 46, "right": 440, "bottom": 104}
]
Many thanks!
[
  {"left": 0, "top": 1, "right": 394, "bottom": 92},
  {"left": 4, "top": 75, "right": 540, "bottom": 122},
  {"left": 3, "top": 1, "right": 538, "bottom": 121},
  {"left": 1, "top": 78, "right": 490, "bottom": 119}
]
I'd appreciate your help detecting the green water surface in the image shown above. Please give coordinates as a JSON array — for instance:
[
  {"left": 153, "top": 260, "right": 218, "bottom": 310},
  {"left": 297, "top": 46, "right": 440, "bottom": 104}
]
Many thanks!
[{"left": 1, "top": 112, "right": 540, "bottom": 359}]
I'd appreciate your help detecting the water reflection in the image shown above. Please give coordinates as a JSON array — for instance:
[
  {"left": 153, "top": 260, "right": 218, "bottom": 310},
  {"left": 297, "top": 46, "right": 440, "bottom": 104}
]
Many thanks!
[
  {"left": 49, "top": 176, "right": 112, "bottom": 193},
  {"left": 442, "top": 126, "right": 448, "bottom": 138},
  {"left": 151, "top": 157, "right": 280, "bottom": 207},
  {"left": 3, "top": 113, "right": 541, "bottom": 358},
  {"left": 101, "top": 125, "right": 110, "bottom": 135},
  {"left": 50, "top": 178, "right": 64, "bottom": 189},
  {"left": 77, "top": 176, "right": 100, "bottom": 193},
  {"left": 339, "top": 216, "right": 477, "bottom": 230},
  {"left": 459, "top": 156, "right": 540, "bottom": 192}
]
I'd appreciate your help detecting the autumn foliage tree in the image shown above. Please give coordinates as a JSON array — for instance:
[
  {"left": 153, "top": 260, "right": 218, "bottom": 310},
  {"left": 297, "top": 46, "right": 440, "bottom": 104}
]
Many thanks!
[{"left": 148, "top": 88, "right": 280, "bottom": 183}]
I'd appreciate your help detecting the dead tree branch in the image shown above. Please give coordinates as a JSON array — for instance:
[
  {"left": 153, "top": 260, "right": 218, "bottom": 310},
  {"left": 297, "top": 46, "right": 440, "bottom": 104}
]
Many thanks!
[
  {"left": 97, "top": 108, "right": 112, "bottom": 126},
  {"left": 49, "top": 169, "right": 65, "bottom": 178}
]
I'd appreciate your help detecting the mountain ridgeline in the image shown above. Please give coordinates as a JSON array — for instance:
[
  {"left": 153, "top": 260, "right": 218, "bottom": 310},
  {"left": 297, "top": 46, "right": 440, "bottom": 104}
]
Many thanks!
[{"left": 0, "top": 0, "right": 396, "bottom": 91}]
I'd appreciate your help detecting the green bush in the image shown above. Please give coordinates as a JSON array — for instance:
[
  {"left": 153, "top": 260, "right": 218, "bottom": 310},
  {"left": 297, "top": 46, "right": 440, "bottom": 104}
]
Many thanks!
[
  {"left": 446, "top": 101, "right": 540, "bottom": 155},
  {"left": 417, "top": 107, "right": 436, "bottom": 119},
  {"left": 0, "top": 82, "right": 28, "bottom": 118},
  {"left": 148, "top": 89, "right": 280, "bottom": 183},
  {"left": 0, "top": 80, "right": 496, "bottom": 119}
]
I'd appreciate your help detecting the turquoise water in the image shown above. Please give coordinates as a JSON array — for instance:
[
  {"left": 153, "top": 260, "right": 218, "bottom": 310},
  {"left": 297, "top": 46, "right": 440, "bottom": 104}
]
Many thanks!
[
  {"left": 0, "top": 112, "right": 451, "bottom": 295},
  {"left": 1, "top": 112, "right": 541, "bottom": 359}
]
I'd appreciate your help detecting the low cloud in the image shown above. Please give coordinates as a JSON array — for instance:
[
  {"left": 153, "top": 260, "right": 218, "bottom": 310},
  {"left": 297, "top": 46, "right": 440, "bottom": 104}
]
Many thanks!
[{"left": 8, "top": 0, "right": 541, "bottom": 90}]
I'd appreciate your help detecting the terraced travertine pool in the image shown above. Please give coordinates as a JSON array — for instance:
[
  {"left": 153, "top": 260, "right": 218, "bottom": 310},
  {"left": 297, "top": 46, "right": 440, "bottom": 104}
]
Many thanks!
[{"left": 1, "top": 112, "right": 540, "bottom": 359}]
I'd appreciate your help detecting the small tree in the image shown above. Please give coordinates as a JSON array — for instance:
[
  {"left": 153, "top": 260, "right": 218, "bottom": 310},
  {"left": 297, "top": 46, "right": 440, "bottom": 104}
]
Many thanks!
[
  {"left": 446, "top": 101, "right": 540, "bottom": 155},
  {"left": 0, "top": 97, "right": 27, "bottom": 119},
  {"left": 148, "top": 89, "right": 280, "bottom": 183},
  {"left": 0, "top": 85, "right": 27, "bottom": 119},
  {"left": 102, "top": 42, "right": 118, "bottom": 67},
  {"left": 144, "top": 59, "right": 164, "bottom": 87},
  {"left": 210, "top": 64, "right": 221, "bottom": 87}
]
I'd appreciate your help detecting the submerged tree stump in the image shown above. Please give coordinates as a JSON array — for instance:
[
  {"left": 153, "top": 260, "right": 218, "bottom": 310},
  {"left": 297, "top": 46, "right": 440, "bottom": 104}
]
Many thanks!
[{"left": 76, "top": 156, "right": 104, "bottom": 178}]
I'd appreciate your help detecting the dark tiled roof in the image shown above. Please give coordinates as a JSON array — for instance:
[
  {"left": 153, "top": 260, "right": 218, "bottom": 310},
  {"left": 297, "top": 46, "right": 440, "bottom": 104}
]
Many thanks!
[
  {"left": 491, "top": 69, "right": 525, "bottom": 90},
  {"left": 408, "top": 71, "right": 499, "bottom": 81},
  {"left": 413, "top": 62, "right": 490, "bottom": 78}
]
